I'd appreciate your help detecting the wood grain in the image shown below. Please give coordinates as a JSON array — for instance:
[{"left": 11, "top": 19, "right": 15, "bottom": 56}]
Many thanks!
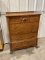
[{"left": 6, "top": 11, "right": 41, "bottom": 53}]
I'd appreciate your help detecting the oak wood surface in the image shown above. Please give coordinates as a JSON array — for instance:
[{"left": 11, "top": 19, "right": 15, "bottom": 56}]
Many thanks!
[
  {"left": 6, "top": 11, "right": 41, "bottom": 17},
  {"left": 6, "top": 11, "right": 41, "bottom": 53}
]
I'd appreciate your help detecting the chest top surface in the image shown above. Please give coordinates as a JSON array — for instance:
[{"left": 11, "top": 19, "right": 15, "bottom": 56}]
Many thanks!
[{"left": 6, "top": 11, "right": 41, "bottom": 17}]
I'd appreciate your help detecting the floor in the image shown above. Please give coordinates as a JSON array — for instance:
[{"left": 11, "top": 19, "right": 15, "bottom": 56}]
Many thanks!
[{"left": 0, "top": 38, "right": 45, "bottom": 60}]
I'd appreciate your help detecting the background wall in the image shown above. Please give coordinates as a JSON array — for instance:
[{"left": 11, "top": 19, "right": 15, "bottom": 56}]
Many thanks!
[{"left": 0, "top": 0, "right": 45, "bottom": 43}]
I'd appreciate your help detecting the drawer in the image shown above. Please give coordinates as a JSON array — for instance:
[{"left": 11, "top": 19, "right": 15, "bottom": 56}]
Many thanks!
[
  {"left": 9, "top": 23, "right": 30, "bottom": 34},
  {"left": 30, "top": 22, "right": 39, "bottom": 33},
  {"left": 22, "top": 22, "right": 39, "bottom": 33},
  {"left": 9, "top": 16, "right": 30, "bottom": 24},
  {"left": 10, "top": 33, "right": 37, "bottom": 42},
  {"left": 30, "top": 15, "right": 40, "bottom": 22},
  {"left": 11, "top": 37, "right": 37, "bottom": 49},
  {"left": 9, "top": 23, "right": 27, "bottom": 34},
  {"left": 9, "top": 22, "right": 39, "bottom": 34}
]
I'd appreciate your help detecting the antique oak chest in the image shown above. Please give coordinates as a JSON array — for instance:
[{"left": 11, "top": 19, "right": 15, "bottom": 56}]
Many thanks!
[{"left": 6, "top": 11, "right": 41, "bottom": 53}]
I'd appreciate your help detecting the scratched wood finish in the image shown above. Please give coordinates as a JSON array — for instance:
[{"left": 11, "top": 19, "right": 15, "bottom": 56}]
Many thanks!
[{"left": 6, "top": 11, "right": 41, "bottom": 53}]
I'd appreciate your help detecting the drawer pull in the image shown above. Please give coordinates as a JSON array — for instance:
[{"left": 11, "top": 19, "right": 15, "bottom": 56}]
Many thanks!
[{"left": 22, "top": 18, "right": 27, "bottom": 22}]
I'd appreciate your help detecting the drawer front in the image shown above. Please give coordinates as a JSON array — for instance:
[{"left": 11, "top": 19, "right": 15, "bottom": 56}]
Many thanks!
[
  {"left": 9, "top": 22, "right": 39, "bottom": 34},
  {"left": 9, "top": 15, "right": 40, "bottom": 24},
  {"left": 22, "top": 22, "right": 39, "bottom": 33},
  {"left": 30, "top": 22, "right": 39, "bottom": 33},
  {"left": 30, "top": 15, "right": 40, "bottom": 22},
  {"left": 10, "top": 33, "right": 37, "bottom": 42},
  {"left": 9, "top": 23, "right": 28, "bottom": 34},
  {"left": 11, "top": 37, "right": 37, "bottom": 49},
  {"left": 9, "top": 16, "right": 30, "bottom": 24}
]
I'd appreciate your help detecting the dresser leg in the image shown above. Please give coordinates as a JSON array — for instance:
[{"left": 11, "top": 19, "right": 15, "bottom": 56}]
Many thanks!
[
  {"left": 34, "top": 43, "right": 39, "bottom": 48},
  {"left": 34, "top": 39, "right": 39, "bottom": 48},
  {"left": 10, "top": 50, "right": 13, "bottom": 54},
  {"left": 35, "top": 46, "right": 39, "bottom": 48},
  {"left": 35, "top": 44, "right": 39, "bottom": 48},
  {"left": 10, "top": 51, "right": 13, "bottom": 54}
]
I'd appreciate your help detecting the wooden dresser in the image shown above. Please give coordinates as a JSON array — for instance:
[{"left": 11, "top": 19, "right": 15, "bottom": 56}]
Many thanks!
[{"left": 6, "top": 11, "right": 41, "bottom": 53}]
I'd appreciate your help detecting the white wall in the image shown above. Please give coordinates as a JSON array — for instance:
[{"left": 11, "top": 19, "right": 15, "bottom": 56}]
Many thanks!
[
  {"left": 0, "top": 0, "right": 9, "bottom": 12},
  {"left": 43, "top": 0, "right": 45, "bottom": 12},
  {"left": 38, "top": 13, "right": 45, "bottom": 38},
  {"left": 0, "top": 0, "right": 9, "bottom": 43},
  {"left": 28, "top": 0, "right": 35, "bottom": 11},
  {"left": 0, "top": 15, "right": 9, "bottom": 43},
  {"left": 9, "top": 0, "right": 19, "bottom": 12},
  {"left": 0, "top": 0, "right": 45, "bottom": 43},
  {"left": 36, "top": 0, "right": 43, "bottom": 11},
  {"left": 20, "top": 0, "right": 28, "bottom": 11}
]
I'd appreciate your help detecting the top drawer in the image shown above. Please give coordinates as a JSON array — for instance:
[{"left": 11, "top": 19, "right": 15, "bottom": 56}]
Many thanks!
[
  {"left": 9, "top": 16, "right": 30, "bottom": 24},
  {"left": 9, "top": 15, "right": 40, "bottom": 24},
  {"left": 29, "top": 15, "right": 40, "bottom": 22}
]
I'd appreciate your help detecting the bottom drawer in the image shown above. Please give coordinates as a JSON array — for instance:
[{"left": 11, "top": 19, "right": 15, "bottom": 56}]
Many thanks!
[
  {"left": 11, "top": 38, "right": 37, "bottom": 50},
  {"left": 10, "top": 33, "right": 37, "bottom": 42}
]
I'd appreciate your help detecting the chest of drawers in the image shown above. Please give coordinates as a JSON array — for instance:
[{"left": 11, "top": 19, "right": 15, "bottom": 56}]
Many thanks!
[{"left": 6, "top": 11, "right": 41, "bottom": 53}]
